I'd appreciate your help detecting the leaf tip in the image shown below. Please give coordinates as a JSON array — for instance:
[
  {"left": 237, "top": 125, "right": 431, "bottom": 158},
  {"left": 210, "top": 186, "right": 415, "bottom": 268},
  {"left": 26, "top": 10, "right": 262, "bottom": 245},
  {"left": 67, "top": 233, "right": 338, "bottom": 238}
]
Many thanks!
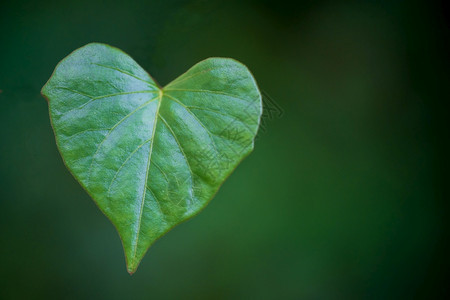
[
  {"left": 126, "top": 261, "right": 139, "bottom": 275},
  {"left": 127, "top": 268, "right": 136, "bottom": 275}
]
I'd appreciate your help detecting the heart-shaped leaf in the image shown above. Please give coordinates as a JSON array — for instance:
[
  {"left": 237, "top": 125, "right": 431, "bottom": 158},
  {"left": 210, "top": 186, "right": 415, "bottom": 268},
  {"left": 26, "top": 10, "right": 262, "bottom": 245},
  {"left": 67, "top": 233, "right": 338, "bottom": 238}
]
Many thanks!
[{"left": 41, "top": 43, "right": 262, "bottom": 274}]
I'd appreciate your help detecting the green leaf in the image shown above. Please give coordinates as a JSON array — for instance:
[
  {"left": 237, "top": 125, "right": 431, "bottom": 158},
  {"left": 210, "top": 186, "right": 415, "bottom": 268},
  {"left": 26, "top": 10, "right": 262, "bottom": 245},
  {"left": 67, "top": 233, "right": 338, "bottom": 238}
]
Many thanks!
[{"left": 41, "top": 43, "right": 262, "bottom": 274}]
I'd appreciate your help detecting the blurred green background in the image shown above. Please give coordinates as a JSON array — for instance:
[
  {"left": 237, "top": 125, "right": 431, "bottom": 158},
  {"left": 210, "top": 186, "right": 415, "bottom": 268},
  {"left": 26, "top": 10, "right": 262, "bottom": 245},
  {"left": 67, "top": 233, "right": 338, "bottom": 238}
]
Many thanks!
[{"left": 1, "top": 0, "right": 448, "bottom": 298}]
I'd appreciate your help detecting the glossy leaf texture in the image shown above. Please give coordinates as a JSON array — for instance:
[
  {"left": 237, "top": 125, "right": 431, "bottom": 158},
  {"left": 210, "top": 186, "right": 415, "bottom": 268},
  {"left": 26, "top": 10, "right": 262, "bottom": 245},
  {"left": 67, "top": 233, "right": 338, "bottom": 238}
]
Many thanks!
[{"left": 41, "top": 43, "right": 262, "bottom": 274}]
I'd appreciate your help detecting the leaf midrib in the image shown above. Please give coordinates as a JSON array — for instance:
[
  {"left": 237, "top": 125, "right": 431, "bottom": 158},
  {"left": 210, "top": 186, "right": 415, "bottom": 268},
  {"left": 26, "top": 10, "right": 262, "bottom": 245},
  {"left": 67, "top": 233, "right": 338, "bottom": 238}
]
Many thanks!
[{"left": 131, "top": 89, "right": 163, "bottom": 263}]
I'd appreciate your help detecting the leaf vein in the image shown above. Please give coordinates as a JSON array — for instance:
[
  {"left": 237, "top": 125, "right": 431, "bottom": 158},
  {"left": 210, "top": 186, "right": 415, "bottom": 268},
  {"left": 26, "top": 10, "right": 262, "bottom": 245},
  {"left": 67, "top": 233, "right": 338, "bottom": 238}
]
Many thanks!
[
  {"left": 145, "top": 184, "right": 166, "bottom": 222},
  {"left": 60, "top": 90, "right": 157, "bottom": 115},
  {"left": 158, "top": 114, "right": 196, "bottom": 206},
  {"left": 152, "top": 160, "right": 169, "bottom": 183},
  {"left": 92, "top": 63, "right": 158, "bottom": 88},
  {"left": 86, "top": 95, "right": 160, "bottom": 188},
  {"left": 164, "top": 93, "right": 219, "bottom": 161},
  {"left": 56, "top": 87, "right": 94, "bottom": 98},
  {"left": 164, "top": 88, "right": 252, "bottom": 103},
  {"left": 106, "top": 138, "right": 153, "bottom": 196},
  {"left": 63, "top": 128, "right": 110, "bottom": 139},
  {"left": 186, "top": 106, "right": 248, "bottom": 126}
]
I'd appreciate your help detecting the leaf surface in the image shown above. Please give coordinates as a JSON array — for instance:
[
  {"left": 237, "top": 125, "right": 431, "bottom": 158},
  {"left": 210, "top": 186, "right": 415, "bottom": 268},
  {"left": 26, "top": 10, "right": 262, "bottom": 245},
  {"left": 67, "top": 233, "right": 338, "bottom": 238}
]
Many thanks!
[{"left": 42, "top": 43, "right": 262, "bottom": 273}]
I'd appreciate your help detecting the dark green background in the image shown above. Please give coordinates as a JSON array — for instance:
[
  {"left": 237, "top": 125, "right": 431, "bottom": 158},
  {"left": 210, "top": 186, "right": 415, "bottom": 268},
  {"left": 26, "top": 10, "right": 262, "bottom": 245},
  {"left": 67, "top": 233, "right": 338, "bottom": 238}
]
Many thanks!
[{"left": 1, "top": 0, "right": 448, "bottom": 298}]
